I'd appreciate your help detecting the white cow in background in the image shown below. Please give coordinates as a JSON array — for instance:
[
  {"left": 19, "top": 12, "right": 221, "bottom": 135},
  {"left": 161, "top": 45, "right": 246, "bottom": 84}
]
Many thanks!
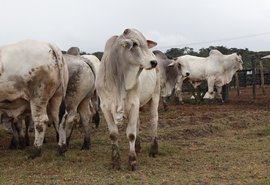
[
  {"left": 153, "top": 50, "right": 180, "bottom": 110},
  {"left": 0, "top": 40, "right": 68, "bottom": 158},
  {"left": 96, "top": 28, "right": 160, "bottom": 171},
  {"left": 170, "top": 49, "right": 243, "bottom": 102},
  {"left": 82, "top": 55, "right": 100, "bottom": 74}
]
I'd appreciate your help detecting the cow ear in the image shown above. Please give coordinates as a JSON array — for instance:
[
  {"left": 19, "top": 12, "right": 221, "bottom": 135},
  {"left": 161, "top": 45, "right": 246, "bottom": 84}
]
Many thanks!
[
  {"left": 147, "top": 40, "right": 157, "bottom": 49},
  {"left": 121, "top": 39, "right": 133, "bottom": 50},
  {"left": 168, "top": 62, "right": 175, "bottom": 67}
]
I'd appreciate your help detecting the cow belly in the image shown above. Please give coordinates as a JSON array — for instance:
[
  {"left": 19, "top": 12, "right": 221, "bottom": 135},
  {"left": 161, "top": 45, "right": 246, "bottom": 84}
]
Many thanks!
[{"left": 139, "top": 69, "right": 157, "bottom": 106}]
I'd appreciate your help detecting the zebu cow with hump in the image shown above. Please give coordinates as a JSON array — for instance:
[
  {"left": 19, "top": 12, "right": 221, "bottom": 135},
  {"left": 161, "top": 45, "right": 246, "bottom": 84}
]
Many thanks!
[
  {"left": 0, "top": 40, "right": 68, "bottom": 158},
  {"left": 67, "top": 47, "right": 80, "bottom": 56},
  {"left": 170, "top": 49, "right": 243, "bottom": 102},
  {"left": 58, "top": 54, "right": 96, "bottom": 154},
  {"left": 153, "top": 50, "right": 180, "bottom": 111},
  {"left": 96, "top": 28, "right": 160, "bottom": 171}
]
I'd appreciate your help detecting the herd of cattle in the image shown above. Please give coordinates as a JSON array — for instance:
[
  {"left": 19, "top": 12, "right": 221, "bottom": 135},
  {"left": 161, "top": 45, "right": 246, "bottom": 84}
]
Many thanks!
[{"left": 0, "top": 28, "right": 243, "bottom": 170}]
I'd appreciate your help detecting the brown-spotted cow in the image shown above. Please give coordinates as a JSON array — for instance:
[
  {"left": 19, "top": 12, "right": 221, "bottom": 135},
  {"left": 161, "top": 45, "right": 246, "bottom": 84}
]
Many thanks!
[{"left": 0, "top": 40, "right": 68, "bottom": 158}]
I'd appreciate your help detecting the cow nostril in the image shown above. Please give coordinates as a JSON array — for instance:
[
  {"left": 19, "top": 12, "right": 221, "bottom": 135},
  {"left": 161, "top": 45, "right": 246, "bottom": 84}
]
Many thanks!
[
  {"left": 150, "top": 60, "right": 157, "bottom": 68},
  {"left": 186, "top": 72, "right": 190, "bottom": 77}
]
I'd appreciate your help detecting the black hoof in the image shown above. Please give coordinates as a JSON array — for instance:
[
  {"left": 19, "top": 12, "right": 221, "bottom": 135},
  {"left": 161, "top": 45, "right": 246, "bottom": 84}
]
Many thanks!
[
  {"left": 128, "top": 154, "right": 138, "bottom": 171},
  {"left": 25, "top": 137, "right": 30, "bottom": 147},
  {"left": 18, "top": 137, "right": 26, "bottom": 150},
  {"left": 58, "top": 144, "right": 67, "bottom": 156},
  {"left": 112, "top": 144, "right": 121, "bottom": 170},
  {"left": 81, "top": 138, "right": 90, "bottom": 150},
  {"left": 28, "top": 147, "right": 41, "bottom": 159},
  {"left": 149, "top": 138, "right": 158, "bottom": 158}
]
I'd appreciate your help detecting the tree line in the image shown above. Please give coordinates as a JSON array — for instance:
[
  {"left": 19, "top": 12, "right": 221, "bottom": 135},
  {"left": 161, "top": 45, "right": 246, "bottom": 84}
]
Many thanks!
[{"left": 66, "top": 45, "right": 270, "bottom": 72}]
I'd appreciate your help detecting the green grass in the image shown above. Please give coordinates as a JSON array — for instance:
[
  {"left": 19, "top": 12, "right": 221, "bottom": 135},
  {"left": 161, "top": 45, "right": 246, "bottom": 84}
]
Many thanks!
[{"left": 0, "top": 103, "right": 270, "bottom": 185}]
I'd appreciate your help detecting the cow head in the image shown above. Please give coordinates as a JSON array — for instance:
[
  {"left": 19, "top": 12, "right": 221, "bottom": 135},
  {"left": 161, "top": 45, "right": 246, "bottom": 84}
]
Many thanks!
[
  {"left": 234, "top": 54, "right": 244, "bottom": 71},
  {"left": 168, "top": 57, "right": 183, "bottom": 75},
  {"left": 119, "top": 28, "right": 158, "bottom": 70}
]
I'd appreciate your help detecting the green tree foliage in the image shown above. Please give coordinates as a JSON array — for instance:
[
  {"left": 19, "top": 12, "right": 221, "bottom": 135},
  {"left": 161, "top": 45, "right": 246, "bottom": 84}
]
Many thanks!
[{"left": 92, "top": 52, "right": 103, "bottom": 61}]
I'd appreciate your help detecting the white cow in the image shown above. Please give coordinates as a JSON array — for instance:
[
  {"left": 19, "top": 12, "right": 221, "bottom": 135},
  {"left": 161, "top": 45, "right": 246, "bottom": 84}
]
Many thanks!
[
  {"left": 96, "top": 28, "right": 160, "bottom": 171},
  {"left": 58, "top": 54, "right": 96, "bottom": 154},
  {"left": 82, "top": 55, "right": 100, "bottom": 74},
  {"left": 0, "top": 40, "right": 68, "bottom": 158},
  {"left": 82, "top": 55, "right": 101, "bottom": 127},
  {"left": 153, "top": 50, "right": 180, "bottom": 110},
  {"left": 170, "top": 49, "right": 243, "bottom": 102}
]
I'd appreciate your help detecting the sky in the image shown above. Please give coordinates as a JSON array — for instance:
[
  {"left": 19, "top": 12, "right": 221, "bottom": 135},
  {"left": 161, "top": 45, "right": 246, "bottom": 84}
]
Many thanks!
[{"left": 1, "top": 0, "right": 270, "bottom": 53}]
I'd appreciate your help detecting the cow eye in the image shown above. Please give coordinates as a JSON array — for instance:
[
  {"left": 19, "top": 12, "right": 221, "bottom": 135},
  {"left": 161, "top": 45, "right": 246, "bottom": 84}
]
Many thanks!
[{"left": 133, "top": 42, "right": 138, "bottom": 48}]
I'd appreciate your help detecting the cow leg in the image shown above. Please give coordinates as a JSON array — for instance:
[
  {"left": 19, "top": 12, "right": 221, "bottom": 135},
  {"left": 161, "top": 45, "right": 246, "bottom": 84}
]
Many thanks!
[
  {"left": 135, "top": 118, "right": 141, "bottom": 153},
  {"left": 47, "top": 91, "right": 63, "bottom": 142},
  {"left": 175, "top": 77, "right": 184, "bottom": 104},
  {"left": 17, "top": 118, "right": 26, "bottom": 149},
  {"left": 28, "top": 100, "right": 48, "bottom": 159},
  {"left": 149, "top": 95, "right": 159, "bottom": 158},
  {"left": 90, "top": 92, "right": 100, "bottom": 128},
  {"left": 78, "top": 97, "right": 92, "bottom": 150},
  {"left": 102, "top": 106, "right": 121, "bottom": 170},
  {"left": 216, "top": 86, "right": 224, "bottom": 103},
  {"left": 162, "top": 97, "right": 168, "bottom": 111},
  {"left": 127, "top": 103, "right": 140, "bottom": 171},
  {"left": 58, "top": 108, "right": 77, "bottom": 155},
  {"left": 25, "top": 116, "right": 30, "bottom": 146},
  {"left": 9, "top": 122, "right": 19, "bottom": 149},
  {"left": 207, "top": 77, "right": 215, "bottom": 99}
]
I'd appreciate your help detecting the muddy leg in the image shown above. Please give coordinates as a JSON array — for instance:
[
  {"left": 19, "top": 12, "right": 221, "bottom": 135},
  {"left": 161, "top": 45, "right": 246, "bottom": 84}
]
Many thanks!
[{"left": 78, "top": 97, "right": 92, "bottom": 150}]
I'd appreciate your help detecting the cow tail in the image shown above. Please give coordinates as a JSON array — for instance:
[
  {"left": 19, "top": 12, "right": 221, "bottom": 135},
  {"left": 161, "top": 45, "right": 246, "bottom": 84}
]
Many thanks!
[{"left": 49, "top": 43, "right": 67, "bottom": 98}]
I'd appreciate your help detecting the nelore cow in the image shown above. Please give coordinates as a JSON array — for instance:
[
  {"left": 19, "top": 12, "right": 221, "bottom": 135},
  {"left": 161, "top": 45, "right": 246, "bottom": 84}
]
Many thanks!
[
  {"left": 67, "top": 47, "right": 80, "bottom": 56},
  {"left": 58, "top": 54, "right": 96, "bottom": 154},
  {"left": 170, "top": 49, "right": 243, "bottom": 102},
  {"left": 0, "top": 40, "right": 68, "bottom": 158},
  {"left": 96, "top": 28, "right": 160, "bottom": 171},
  {"left": 82, "top": 55, "right": 101, "bottom": 125},
  {"left": 153, "top": 50, "right": 180, "bottom": 110}
]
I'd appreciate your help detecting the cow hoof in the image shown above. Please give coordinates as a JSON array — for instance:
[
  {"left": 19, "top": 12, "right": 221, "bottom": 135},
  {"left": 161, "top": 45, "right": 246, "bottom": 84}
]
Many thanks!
[
  {"left": 81, "top": 138, "right": 90, "bottom": 150},
  {"left": 129, "top": 162, "right": 138, "bottom": 171},
  {"left": 112, "top": 162, "right": 121, "bottom": 170},
  {"left": 9, "top": 137, "right": 18, "bottom": 150},
  {"left": 28, "top": 147, "right": 41, "bottom": 159},
  {"left": 25, "top": 137, "right": 30, "bottom": 147},
  {"left": 128, "top": 154, "right": 138, "bottom": 171},
  {"left": 9, "top": 143, "right": 18, "bottom": 150},
  {"left": 149, "top": 138, "right": 158, "bottom": 158},
  {"left": 81, "top": 143, "right": 90, "bottom": 150},
  {"left": 18, "top": 137, "right": 26, "bottom": 150},
  {"left": 58, "top": 144, "right": 67, "bottom": 156},
  {"left": 112, "top": 144, "right": 121, "bottom": 170},
  {"left": 66, "top": 136, "right": 71, "bottom": 147}
]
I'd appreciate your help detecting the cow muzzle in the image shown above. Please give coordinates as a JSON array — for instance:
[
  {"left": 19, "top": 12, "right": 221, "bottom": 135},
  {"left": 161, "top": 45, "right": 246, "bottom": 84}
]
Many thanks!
[{"left": 150, "top": 60, "right": 158, "bottom": 68}]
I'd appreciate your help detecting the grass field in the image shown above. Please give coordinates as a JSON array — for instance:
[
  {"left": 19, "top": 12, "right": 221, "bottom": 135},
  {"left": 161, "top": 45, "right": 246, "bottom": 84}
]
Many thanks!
[{"left": 0, "top": 86, "right": 270, "bottom": 185}]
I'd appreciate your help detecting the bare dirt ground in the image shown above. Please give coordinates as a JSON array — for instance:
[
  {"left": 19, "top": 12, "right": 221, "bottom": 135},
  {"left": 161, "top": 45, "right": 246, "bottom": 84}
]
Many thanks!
[{"left": 0, "top": 86, "right": 270, "bottom": 185}]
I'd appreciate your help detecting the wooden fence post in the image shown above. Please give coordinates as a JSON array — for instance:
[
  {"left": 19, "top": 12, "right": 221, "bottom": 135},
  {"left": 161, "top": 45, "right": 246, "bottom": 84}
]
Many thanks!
[
  {"left": 235, "top": 72, "right": 240, "bottom": 96},
  {"left": 252, "top": 58, "right": 256, "bottom": 101},
  {"left": 259, "top": 60, "right": 266, "bottom": 95},
  {"left": 222, "top": 84, "right": 229, "bottom": 102}
]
